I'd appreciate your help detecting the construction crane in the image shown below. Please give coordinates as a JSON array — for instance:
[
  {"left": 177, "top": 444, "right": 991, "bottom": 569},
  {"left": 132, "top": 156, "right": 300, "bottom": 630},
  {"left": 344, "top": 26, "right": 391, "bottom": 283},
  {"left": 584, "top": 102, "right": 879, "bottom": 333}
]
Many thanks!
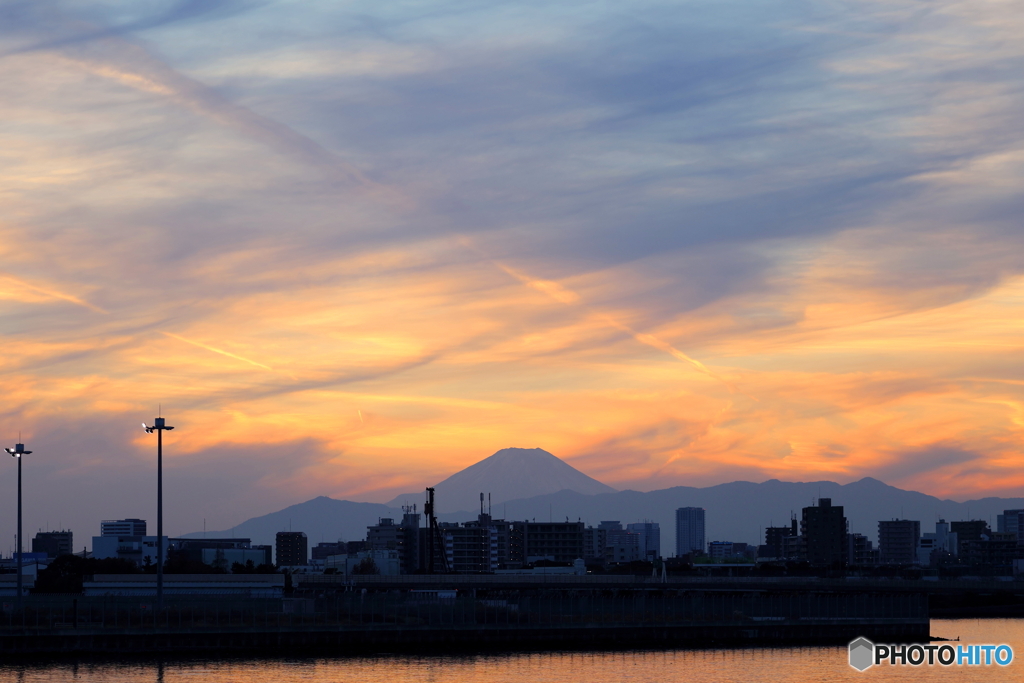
[{"left": 423, "top": 487, "right": 451, "bottom": 574}]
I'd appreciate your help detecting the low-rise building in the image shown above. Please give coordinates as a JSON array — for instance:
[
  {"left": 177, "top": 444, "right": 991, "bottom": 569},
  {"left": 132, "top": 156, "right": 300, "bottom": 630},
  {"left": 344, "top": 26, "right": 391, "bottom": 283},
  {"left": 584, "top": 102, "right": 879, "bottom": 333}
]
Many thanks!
[
  {"left": 100, "top": 519, "right": 147, "bottom": 537},
  {"left": 83, "top": 573, "right": 284, "bottom": 597},
  {"left": 367, "top": 511, "right": 421, "bottom": 573},
  {"left": 513, "top": 521, "right": 584, "bottom": 564},
  {"left": 0, "top": 572, "right": 35, "bottom": 596},
  {"left": 760, "top": 521, "right": 799, "bottom": 560},
  {"left": 32, "top": 531, "right": 73, "bottom": 558},
  {"left": 171, "top": 538, "right": 272, "bottom": 570},
  {"left": 312, "top": 542, "right": 346, "bottom": 561},
  {"left": 325, "top": 549, "right": 401, "bottom": 576},
  {"left": 626, "top": 521, "right": 661, "bottom": 560},
  {"left": 847, "top": 533, "right": 876, "bottom": 566},
  {"left": 917, "top": 519, "right": 957, "bottom": 566},
  {"left": 708, "top": 542, "right": 752, "bottom": 560},
  {"left": 598, "top": 521, "right": 641, "bottom": 564},
  {"left": 92, "top": 535, "right": 168, "bottom": 566}
]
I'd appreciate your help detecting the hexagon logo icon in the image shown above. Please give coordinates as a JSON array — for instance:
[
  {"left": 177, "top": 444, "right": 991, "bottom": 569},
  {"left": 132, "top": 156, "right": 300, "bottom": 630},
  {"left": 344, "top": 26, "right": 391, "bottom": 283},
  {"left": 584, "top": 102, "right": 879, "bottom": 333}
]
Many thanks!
[{"left": 849, "top": 637, "right": 874, "bottom": 671}]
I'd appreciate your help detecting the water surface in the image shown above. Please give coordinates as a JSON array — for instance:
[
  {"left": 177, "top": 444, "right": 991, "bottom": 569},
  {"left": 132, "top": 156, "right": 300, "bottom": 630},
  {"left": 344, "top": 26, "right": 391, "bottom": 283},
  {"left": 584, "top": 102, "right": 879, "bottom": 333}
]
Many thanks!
[{"left": 2, "top": 619, "right": 1020, "bottom": 682}]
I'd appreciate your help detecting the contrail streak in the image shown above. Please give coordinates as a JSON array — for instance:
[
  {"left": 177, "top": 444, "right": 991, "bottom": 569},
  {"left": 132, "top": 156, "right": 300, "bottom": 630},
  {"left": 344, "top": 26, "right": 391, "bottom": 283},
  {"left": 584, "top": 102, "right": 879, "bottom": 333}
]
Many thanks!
[
  {"left": 461, "top": 237, "right": 738, "bottom": 391},
  {"left": 0, "top": 275, "right": 107, "bottom": 313},
  {"left": 597, "top": 314, "right": 720, "bottom": 380},
  {"left": 27, "top": 11, "right": 408, "bottom": 207},
  {"left": 493, "top": 262, "right": 580, "bottom": 304},
  {"left": 161, "top": 332, "right": 273, "bottom": 371},
  {"left": 61, "top": 53, "right": 385, "bottom": 193}
]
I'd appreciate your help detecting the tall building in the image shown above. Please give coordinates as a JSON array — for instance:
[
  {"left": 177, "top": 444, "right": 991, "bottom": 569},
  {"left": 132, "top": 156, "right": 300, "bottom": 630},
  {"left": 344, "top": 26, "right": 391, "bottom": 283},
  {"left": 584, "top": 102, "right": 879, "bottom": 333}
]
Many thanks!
[
  {"left": 878, "top": 520, "right": 920, "bottom": 565},
  {"left": 275, "top": 531, "right": 308, "bottom": 566},
  {"left": 512, "top": 521, "right": 584, "bottom": 564},
  {"left": 626, "top": 521, "right": 661, "bottom": 560},
  {"left": 997, "top": 509, "right": 1024, "bottom": 544},
  {"left": 464, "top": 513, "right": 513, "bottom": 569},
  {"left": 675, "top": 507, "right": 705, "bottom": 557},
  {"left": 101, "top": 519, "right": 147, "bottom": 537},
  {"left": 441, "top": 523, "right": 497, "bottom": 573},
  {"left": 583, "top": 526, "right": 607, "bottom": 562},
  {"left": 801, "top": 499, "right": 847, "bottom": 566},
  {"left": 32, "top": 531, "right": 73, "bottom": 558}
]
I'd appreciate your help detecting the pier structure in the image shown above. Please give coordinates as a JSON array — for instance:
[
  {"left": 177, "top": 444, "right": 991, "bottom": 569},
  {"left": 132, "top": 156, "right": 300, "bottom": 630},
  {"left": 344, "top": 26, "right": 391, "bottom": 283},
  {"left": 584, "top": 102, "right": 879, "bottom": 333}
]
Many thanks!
[{"left": 0, "top": 575, "right": 935, "bottom": 654}]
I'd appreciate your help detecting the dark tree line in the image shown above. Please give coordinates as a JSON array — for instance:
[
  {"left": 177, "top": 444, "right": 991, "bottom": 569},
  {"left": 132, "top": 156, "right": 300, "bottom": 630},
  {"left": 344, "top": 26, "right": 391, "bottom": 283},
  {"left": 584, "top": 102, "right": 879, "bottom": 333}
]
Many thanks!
[{"left": 32, "top": 554, "right": 277, "bottom": 593}]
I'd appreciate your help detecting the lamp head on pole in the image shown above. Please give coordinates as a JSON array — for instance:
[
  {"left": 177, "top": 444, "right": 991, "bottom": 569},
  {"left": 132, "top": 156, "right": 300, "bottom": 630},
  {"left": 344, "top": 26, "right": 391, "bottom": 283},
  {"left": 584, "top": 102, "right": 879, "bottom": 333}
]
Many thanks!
[
  {"left": 5, "top": 444, "right": 31, "bottom": 458},
  {"left": 143, "top": 417, "right": 174, "bottom": 433}
]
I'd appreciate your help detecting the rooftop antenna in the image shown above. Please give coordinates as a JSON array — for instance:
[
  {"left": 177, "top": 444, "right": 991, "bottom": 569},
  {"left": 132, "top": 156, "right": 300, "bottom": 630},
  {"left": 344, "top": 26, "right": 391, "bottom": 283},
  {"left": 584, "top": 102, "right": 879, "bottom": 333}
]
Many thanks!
[{"left": 488, "top": 493, "right": 491, "bottom": 516}]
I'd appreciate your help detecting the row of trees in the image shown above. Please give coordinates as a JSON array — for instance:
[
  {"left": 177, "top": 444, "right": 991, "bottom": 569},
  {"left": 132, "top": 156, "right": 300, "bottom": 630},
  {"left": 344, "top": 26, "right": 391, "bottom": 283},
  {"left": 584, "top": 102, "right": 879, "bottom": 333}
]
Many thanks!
[{"left": 31, "top": 555, "right": 278, "bottom": 593}]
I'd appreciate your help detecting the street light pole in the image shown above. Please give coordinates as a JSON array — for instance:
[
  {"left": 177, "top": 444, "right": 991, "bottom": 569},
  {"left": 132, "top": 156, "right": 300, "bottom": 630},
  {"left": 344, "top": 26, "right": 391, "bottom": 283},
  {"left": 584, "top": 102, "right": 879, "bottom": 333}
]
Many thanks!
[
  {"left": 143, "top": 417, "right": 174, "bottom": 610},
  {"left": 5, "top": 442, "right": 32, "bottom": 609}
]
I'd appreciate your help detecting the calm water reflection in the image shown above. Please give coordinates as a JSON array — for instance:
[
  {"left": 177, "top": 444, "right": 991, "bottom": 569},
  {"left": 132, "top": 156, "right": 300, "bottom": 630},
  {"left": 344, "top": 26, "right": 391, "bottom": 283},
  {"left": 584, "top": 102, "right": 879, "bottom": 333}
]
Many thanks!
[{"left": 1, "top": 620, "right": 1020, "bottom": 683}]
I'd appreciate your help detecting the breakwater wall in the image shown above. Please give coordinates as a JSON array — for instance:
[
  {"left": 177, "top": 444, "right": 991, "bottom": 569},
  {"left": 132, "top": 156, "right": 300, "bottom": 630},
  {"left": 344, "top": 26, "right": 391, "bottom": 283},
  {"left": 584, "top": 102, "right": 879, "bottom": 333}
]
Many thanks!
[{"left": 0, "top": 579, "right": 929, "bottom": 655}]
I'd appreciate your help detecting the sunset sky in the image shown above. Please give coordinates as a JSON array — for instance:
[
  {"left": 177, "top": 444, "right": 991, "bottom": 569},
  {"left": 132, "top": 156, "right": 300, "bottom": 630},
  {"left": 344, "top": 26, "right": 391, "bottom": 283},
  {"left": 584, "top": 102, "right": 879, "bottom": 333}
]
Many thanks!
[{"left": 2, "top": 0, "right": 1023, "bottom": 545}]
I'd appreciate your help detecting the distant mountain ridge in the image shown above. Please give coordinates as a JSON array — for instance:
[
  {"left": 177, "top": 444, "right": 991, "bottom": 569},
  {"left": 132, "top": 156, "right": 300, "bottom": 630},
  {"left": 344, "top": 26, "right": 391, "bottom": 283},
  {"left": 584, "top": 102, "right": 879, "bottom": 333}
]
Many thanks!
[
  {"left": 385, "top": 447, "right": 617, "bottom": 513},
  {"left": 183, "top": 476, "right": 1024, "bottom": 551}
]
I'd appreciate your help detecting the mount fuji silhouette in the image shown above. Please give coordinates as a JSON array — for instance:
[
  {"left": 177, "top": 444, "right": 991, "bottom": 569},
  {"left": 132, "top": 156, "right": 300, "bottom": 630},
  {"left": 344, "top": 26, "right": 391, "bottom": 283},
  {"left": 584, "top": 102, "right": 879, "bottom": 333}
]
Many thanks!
[{"left": 386, "top": 447, "right": 617, "bottom": 513}]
